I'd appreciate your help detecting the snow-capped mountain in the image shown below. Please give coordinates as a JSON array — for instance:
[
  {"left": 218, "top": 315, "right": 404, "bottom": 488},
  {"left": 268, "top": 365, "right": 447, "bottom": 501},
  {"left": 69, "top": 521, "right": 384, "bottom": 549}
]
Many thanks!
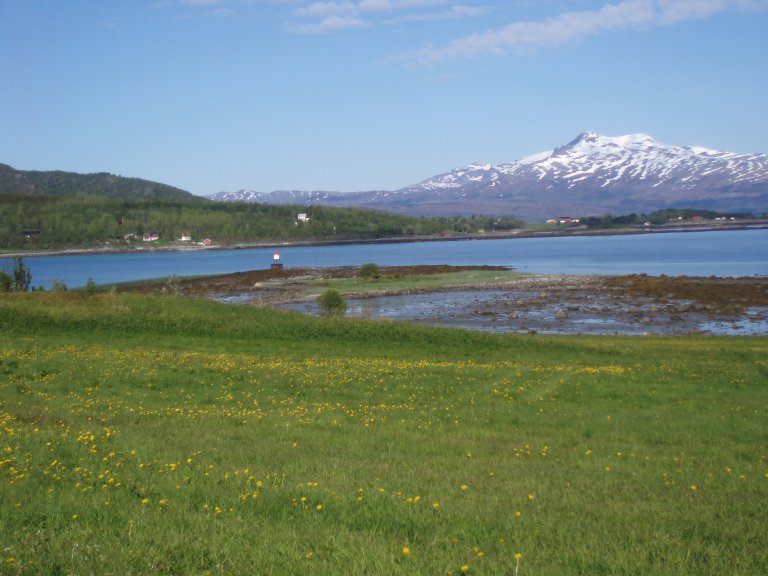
[{"left": 208, "top": 132, "right": 768, "bottom": 220}]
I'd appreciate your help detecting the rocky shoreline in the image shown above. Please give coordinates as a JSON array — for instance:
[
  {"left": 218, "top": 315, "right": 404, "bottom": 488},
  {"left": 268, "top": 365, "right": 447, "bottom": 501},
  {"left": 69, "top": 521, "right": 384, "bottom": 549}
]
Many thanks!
[{"left": 127, "top": 266, "right": 768, "bottom": 336}]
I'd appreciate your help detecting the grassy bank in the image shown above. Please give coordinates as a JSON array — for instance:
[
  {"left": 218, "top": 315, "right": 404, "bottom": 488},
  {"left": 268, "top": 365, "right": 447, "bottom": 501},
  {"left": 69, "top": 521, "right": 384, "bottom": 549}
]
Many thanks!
[{"left": 1, "top": 292, "right": 767, "bottom": 574}]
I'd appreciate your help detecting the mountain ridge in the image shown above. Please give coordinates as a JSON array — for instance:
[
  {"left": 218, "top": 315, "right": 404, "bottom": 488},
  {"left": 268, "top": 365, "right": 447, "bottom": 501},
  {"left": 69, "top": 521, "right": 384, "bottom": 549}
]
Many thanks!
[{"left": 209, "top": 132, "right": 768, "bottom": 220}]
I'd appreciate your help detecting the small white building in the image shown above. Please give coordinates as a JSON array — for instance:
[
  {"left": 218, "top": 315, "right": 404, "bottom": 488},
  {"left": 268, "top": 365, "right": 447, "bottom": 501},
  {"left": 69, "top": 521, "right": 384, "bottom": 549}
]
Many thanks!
[{"left": 297, "top": 213, "right": 310, "bottom": 223}]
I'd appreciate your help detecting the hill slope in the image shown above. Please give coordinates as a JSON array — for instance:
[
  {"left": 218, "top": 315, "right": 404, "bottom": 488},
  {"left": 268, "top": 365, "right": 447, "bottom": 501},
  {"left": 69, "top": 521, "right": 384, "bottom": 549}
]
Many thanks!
[{"left": 0, "top": 163, "right": 195, "bottom": 201}]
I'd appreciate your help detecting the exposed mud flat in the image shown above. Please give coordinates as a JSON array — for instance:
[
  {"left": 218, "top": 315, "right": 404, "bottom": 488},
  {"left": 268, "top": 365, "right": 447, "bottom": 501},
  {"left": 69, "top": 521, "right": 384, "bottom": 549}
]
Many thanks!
[
  {"left": 128, "top": 266, "right": 768, "bottom": 336},
  {"left": 281, "top": 274, "right": 768, "bottom": 335}
]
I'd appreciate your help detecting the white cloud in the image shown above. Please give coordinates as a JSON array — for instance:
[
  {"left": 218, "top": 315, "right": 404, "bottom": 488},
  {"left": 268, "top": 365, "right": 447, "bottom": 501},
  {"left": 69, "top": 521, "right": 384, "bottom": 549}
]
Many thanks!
[
  {"left": 294, "top": 1, "right": 357, "bottom": 18},
  {"left": 400, "top": 0, "right": 768, "bottom": 65},
  {"left": 358, "top": 0, "right": 447, "bottom": 9},
  {"left": 395, "top": 0, "right": 447, "bottom": 7},
  {"left": 398, "top": 4, "right": 488, "bottom": 22},
  {"left": 179, "top": 0, "right": 225, "bottom": 5},
  {"left": 358, "top": 0, "right": 392, "bottom": 11},
  {"left": 289, "top": 14, "right": 369, "bottom": 32},
  {"left": 288, "top": 0, "right": 454, "bottom": 33}
]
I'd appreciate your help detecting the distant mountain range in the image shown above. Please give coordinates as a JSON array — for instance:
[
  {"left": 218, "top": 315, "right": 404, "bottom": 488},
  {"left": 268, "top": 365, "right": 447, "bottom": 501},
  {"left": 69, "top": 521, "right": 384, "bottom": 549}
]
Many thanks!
[
  {"left": 208, "top": 132, "right": 768, "bottom": 220},
  {"left": 0, "top": 163, "right": 194, "bottom": 202}
]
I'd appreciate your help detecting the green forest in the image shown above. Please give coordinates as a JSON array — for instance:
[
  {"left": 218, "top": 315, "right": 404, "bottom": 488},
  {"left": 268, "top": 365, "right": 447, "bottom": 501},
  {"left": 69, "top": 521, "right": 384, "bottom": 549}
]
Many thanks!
[
  {"left": 0, "top": 163, "right": 193, "bottom": 201},
  {"left": 579, "top": 208, "right": 752, "bottom": 228},
  {"left": 0, "top": 194, "right": 523, "bottom": 250}
]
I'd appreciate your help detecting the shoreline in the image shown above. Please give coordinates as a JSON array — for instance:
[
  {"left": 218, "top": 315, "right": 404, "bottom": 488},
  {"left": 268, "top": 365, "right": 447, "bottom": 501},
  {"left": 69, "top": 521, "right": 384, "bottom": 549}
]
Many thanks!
[
  {"left": 3, "top": 219, "right": 768, "bottom": 259},
  {"left": 126, "top": 266, "right": 768, "bottom": 337}
]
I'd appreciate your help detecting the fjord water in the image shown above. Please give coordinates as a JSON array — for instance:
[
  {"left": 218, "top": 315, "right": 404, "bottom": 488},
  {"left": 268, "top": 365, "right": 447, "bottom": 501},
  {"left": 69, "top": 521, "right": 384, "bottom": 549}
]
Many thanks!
[{"left": 8, "top": 228, "right": 768, "bottom": 289}]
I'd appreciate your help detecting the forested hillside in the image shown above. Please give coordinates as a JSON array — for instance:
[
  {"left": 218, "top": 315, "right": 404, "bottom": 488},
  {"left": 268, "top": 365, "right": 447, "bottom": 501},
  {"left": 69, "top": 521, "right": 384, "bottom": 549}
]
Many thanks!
[
  {"left": 0, "top": 194, "right": 522, "bottom": 250},
  {"left": 0, "top": 164, "right": 193, "bottom": 201}
]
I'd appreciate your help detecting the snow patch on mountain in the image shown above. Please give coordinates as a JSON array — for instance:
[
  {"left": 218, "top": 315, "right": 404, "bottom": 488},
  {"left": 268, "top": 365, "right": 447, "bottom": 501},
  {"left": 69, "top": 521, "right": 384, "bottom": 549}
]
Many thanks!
[{"left": 208, "top": 132, "right": 768, "bottom": 220}]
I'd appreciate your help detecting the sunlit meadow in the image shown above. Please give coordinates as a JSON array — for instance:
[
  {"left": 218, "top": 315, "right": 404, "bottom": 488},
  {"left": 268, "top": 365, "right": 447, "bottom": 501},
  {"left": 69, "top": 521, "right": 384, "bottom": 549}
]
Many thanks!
[{"left": 1, "top": 292, "right": 766, "bottom": 574}]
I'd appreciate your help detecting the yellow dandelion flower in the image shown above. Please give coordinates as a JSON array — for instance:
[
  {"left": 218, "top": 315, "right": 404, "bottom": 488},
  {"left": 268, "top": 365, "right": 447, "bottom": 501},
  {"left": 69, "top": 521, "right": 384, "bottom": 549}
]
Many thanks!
[
  {"left": 460, "top": 484, "right": 469, "bottom": 492},
  {"left": 402, "top": 547, "right": 410, "bottom": 556},
  {"left": 315, "top": 504, "right": 323, "bottom": 511},
  {"left": 514, "top": 553, "right": 523, "bottom": 576},
  {"left": 461, "top": 565, "right": 469, "bottom": 573},
  {"left": 432, "top": 502, "right": 440, "bottom": 510},
  {"left": 141, "top": 498, "right": 150, "bottom": 506}
]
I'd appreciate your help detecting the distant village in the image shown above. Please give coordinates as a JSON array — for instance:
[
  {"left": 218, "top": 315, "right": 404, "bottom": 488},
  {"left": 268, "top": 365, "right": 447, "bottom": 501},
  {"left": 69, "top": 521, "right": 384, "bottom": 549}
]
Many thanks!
[{"left": 126, "top": 213, "right": 312, "bottom": 247}]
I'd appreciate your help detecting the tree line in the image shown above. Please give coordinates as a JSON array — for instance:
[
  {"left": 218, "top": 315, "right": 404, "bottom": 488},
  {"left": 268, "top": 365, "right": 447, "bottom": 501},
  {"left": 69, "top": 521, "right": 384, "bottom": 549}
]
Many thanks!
[
  {"left": 0, "top": 194, "right": 524, "bottom": 250},
  {"left": 578, "top": 208, "right": 755, "bottom": 229}
]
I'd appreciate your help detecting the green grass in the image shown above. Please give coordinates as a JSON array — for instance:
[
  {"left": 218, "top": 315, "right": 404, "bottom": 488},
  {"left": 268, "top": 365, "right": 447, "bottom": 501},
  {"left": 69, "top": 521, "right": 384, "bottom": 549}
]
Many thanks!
[
  {"left": 1, "top": 292, "right": 767, "bottom": 575},
  {"left": 298, "top": 270, "right": 526, "bottom": 299}
]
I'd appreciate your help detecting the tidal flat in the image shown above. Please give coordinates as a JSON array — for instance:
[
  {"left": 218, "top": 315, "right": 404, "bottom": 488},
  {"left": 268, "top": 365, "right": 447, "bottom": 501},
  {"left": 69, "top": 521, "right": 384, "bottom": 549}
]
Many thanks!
[{"left": 128, "top": 265, "right": 768, "bottom": 336}]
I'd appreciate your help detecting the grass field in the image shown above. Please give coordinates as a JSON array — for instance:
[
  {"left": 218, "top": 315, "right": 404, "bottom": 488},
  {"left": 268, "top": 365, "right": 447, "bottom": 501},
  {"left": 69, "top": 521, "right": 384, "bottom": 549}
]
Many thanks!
[{"left": 1, "top": 291, "right": 767, "bottom": 575}]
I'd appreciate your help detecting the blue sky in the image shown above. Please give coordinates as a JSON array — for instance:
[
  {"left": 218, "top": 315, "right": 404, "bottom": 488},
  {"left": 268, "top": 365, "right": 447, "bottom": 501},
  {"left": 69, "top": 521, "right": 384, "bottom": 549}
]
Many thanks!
[{"left": 2, "top": 0, "right": 767, "bottom": 196}]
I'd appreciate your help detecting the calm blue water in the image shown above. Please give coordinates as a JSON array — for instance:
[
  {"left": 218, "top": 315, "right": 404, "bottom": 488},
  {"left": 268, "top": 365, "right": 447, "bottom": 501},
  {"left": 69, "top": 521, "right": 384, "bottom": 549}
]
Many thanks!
[{"left": 4, "top": 228, "right": 767, "bottom": 289}]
